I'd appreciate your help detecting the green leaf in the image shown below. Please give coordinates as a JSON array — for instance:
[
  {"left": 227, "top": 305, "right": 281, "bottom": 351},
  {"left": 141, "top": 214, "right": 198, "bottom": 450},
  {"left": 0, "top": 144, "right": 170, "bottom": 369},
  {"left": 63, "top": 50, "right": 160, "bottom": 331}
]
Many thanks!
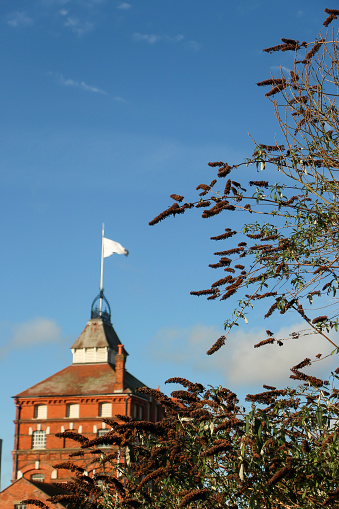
[
  {"left": 316, "top": 407, "right": 323, "bottom": 428},
  {"left": 246, "top": 415, "right": 250, "bottom": 434}
]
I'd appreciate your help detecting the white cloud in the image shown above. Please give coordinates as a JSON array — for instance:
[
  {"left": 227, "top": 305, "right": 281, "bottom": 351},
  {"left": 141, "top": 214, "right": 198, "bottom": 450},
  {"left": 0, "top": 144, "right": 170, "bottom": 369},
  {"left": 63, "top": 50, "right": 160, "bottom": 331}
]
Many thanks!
[
  {"left": 150, "top": 322, "right": 338, "bottom": 390},
  {"left": 221, "top": 323, "right": 337, "bottom": 387},
  {"left": 113, "top": 95, "right": 128, "bottom": 103},
  {"left": 64, "top": 16, "right": 94, "bottom": 36},
  {"left": 133, "top": 33, "right": 161, "bottom": 44},
  {"left": 133, "top": 33, "right": 184, "bottom": 45},
  {"left": 185, "top": 40, "right": 201, "bottom": 52},
  {"left": 117, "top": 2, "right": 131, "bottom": 9},
  {"left": 59, "top": 9, "right": 68, "bottom": 16},
  {"left": 0, "top": 318, "right": 63, "bottom": 358},
  {"left": 51, "top": 73, "right": 127, "bottom": 101},
  {"left": 270, "top": 65, "right": 292, "bottom": 75},
  {"left": 79, "top": 80, "right": 106, "bottom": 94},
  {"left": 171, "top": 34, "right": 184, "bottom": 43},
  {"left": 58, "top": 74, "right": 107, "bottom": 94},
  {"left": 7, "top": 12, "right": 33, "bottom": 28}
]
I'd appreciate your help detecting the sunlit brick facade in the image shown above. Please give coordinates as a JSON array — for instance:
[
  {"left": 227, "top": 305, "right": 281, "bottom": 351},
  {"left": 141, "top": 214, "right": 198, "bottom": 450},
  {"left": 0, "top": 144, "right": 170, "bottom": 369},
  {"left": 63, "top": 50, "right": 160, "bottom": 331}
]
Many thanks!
[{"left": 9, "top": 298, "right": 163, "bottom": 486}]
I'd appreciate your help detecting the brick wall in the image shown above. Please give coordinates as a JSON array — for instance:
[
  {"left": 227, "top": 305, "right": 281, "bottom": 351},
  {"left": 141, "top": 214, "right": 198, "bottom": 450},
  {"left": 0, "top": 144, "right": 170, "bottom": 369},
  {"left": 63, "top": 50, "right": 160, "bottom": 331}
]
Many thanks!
[
  {"left": 11, "top": 393, "right": 163, "bottom": 483},
  {"left": 0, "top": 477, "right": 66, "bottom": 509}
]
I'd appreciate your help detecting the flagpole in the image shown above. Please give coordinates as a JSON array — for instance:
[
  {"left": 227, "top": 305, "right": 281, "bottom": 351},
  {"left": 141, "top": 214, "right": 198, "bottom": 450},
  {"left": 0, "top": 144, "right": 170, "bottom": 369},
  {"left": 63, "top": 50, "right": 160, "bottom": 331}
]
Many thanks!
[{"left": 99, "top": 223, "right": 104, "bottom": 315}]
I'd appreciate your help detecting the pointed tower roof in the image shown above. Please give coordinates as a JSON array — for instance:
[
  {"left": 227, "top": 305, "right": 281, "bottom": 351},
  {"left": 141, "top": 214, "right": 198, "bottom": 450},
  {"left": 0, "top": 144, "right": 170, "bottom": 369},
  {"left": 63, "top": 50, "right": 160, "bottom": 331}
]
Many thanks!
[
  {"left": 70, "top": 291, "right": 128, "bottom": 364},
  {"left": 70, "top": 318, "right": 128, "bottom": 356},
  {"left": 15, "top": 291, "right": 143, "bottom": 398}
]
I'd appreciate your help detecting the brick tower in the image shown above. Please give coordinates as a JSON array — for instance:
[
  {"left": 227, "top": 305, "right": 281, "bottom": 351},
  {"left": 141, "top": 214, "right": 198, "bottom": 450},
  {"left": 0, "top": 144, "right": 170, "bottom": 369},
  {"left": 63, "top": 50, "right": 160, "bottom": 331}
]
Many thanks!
[{"left": 11, "top": 291, "right": 163, "bottom": 485}]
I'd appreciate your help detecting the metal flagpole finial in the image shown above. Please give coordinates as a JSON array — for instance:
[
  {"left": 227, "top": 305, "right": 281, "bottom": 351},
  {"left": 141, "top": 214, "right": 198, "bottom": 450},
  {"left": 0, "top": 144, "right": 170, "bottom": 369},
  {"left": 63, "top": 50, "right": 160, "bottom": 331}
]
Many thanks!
[{"left": 91, "top": 291, "right": 111, "bottom": 323}]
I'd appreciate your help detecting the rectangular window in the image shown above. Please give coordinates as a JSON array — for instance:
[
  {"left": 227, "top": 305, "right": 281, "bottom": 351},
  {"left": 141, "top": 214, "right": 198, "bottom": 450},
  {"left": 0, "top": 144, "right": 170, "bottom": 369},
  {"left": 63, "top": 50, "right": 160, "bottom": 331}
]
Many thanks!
[
  {"left": 97, "top": 429, "right": 110, "bottom": 448},
  {"left": 32, "top": 430, "right": 46, "bottom": 450},
  {"left": 34, "top": 405, "right": 47, "bottom": 419},
  {"left": 15, "top": 505, "right": 26, "bottom": 509},
  {"left": 99, "top": 402, "right": 112, "bottom": 417},
  {"left": 133, "top": 404, "right": 144, "bottom": 420},
  {"left": 66, "top": 403, "right": 79, "bottom": 418}
]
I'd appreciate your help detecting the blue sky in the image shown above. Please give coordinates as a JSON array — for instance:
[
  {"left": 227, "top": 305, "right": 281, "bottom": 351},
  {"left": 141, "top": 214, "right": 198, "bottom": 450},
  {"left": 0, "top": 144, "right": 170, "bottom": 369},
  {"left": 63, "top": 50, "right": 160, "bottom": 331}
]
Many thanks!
[{"left": 0, "top": 0, "right": 338, "bottom": 489}]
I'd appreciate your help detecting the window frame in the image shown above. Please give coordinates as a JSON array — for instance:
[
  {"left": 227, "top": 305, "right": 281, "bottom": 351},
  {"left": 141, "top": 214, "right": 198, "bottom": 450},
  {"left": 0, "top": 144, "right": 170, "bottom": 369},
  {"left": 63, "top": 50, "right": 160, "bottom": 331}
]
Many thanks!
[
  {"left": 32, "top": 430, "right": 46, "bottom": 450},
  {"left": 34, "top": 404, "right": 47, "bottom": 419},
  {"left": 98, "top": 402, "right": 112, "bottom": 417},
  {"left": 30, "top": 473, "right": 45, "bottom": 482},
  {"left": 66, "top": 403, "right": 80, "bottom": 418},
  {"left": 97, "top": 428, "right": 110, "bottom": 448}
]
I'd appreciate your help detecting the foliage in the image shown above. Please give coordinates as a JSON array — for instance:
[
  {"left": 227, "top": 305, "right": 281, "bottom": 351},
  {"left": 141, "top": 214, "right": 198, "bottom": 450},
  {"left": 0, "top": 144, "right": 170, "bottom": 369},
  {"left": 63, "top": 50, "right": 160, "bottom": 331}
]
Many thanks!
[
  {"left": 150, "top": 8, "right": 339, "bottom": 359},
  {"left": 29, "top": 373, "right": 339, "bottom": 509},
  {"left": 28, "top": 8, "right": 339, "bottom": 509}
]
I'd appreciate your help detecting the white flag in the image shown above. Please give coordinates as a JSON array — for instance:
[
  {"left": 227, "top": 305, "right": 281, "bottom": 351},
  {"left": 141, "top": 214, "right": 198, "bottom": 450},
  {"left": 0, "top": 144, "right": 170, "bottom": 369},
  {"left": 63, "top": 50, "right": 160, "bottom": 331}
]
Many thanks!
[{"left": 103, "top": 238, "right": 129, "bottom": 257}]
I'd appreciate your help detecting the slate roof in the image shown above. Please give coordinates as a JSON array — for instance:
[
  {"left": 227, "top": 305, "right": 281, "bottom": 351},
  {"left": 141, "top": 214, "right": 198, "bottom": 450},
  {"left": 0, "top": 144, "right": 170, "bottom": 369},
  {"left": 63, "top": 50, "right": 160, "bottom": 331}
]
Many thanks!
[
  {"left": 70, "top": 318, "right": 128, "bottom": 356},
  {"left": 14, "top": 363, "right": 146, "bottom": 398}
]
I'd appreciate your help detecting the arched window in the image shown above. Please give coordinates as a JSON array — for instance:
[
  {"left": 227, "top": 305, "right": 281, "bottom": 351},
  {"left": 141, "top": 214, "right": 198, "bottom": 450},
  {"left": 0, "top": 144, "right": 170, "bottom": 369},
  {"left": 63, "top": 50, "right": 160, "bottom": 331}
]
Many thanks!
[{"left": 30, "top": 473, "right": 45, "bottom": 482}]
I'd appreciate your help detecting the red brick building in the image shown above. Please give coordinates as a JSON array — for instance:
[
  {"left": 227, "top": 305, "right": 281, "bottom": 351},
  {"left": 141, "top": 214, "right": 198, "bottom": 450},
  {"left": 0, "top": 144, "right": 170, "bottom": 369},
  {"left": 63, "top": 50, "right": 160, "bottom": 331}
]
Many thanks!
[
  {"left": 4, "top": 292, "right": 163, "bottom": 495},
  {"left": 0, "top": 477, "right": 70, "bottom": 508}
]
